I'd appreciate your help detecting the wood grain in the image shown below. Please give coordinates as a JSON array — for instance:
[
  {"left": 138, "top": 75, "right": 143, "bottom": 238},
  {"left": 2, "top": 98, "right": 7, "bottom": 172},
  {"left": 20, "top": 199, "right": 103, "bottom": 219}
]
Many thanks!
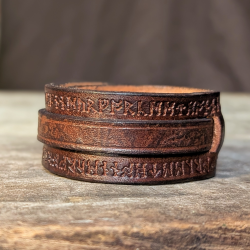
[{"left": 0, "top": 92, "right": 250, "bottom": 249}]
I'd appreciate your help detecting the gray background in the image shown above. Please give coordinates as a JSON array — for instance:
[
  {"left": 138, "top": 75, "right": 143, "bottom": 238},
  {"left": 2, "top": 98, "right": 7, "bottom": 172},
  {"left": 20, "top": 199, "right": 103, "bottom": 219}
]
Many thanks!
[{"left": 1, "top": 0, "right": 250, "bottom": 91}]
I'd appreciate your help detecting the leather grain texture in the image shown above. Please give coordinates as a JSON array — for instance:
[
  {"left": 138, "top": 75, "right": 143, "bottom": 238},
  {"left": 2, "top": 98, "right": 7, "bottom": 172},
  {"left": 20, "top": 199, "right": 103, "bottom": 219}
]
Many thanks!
[{"left": 38, "top": 83, "right": 224, "bottom": 184}]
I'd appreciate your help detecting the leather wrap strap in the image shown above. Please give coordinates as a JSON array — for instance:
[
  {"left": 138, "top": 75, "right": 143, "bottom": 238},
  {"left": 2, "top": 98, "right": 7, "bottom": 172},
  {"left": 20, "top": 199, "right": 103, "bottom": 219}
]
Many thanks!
[
  {"left": 45, "top": 83, "right": 221, "bottom": 121},
  {"left": 38, "top": 82, "right": 225, "bottom": 184},
  {"left": 42, "top": 145, "right": 217, "bottom": 184},
  {"left": 38, "top": 109, "right": 214, "bottom": 155}
]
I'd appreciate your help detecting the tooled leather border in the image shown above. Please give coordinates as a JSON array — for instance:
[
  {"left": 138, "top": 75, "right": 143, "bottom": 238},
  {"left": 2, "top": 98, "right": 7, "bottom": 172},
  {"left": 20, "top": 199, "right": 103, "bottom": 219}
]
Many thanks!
[
  {"left": 38, "top": 109, "right": 214, "bottom": 155},
  {"left": 45, "top": 83, "right": 221, "bottom": 121},
  {"left": 42, "top": 145, "right": 217, "bottom": 184}
]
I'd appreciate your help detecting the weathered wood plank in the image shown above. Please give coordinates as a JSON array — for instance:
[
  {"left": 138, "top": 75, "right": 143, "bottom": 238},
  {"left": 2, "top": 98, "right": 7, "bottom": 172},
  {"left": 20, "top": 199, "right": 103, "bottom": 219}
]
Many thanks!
[{"left": 0, "top": 92, "right": 250, "bottom": 249}]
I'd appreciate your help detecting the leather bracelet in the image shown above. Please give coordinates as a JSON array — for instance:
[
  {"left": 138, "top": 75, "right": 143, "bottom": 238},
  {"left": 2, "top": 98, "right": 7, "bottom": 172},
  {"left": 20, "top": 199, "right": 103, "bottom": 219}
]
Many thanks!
[
  {"left": 38, "top": 83, "right": 225, "bottom": 184},
  {"left": 38, "top": 109, "right": 214, "bottom": 155},
  {"left": 42, "top": 145, "right": 217, "bottom": 184},
  {"left": 45, "top": 83, "right": 221, "bottom": 121}
]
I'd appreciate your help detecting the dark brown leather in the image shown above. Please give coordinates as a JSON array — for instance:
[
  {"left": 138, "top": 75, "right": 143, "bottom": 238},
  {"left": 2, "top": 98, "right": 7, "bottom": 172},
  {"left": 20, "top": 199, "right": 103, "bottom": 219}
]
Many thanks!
[
  {"left": 38, "top": 82, "right": 225, "bottom": 184},
  {"left": 38, "top": 109, "right": 214, "bottom": 155},
  {"left": 45, "top": 83, "right": 221, "bottom": 121},
  {"left": 42, "top": 145, "right": 217, "bottom": 185}
]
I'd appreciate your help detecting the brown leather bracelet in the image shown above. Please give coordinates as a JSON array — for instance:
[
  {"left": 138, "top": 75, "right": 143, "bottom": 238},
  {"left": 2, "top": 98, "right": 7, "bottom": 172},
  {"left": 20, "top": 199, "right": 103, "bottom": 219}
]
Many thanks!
[
  {"left": 38, "top": 83, "right": 225, "bottom": 184},
  {"left": 42, "top": 145, "right": 217, "bottom": 184},
  {"left": 38, "top": 109, "right": 214, "bottom": 155}
]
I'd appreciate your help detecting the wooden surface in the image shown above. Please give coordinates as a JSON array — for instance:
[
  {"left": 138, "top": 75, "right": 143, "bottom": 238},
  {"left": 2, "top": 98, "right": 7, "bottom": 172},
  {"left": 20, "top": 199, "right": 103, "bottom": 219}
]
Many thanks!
[{"left": 0, "top": 92, "right": 250, "bottom": 249}]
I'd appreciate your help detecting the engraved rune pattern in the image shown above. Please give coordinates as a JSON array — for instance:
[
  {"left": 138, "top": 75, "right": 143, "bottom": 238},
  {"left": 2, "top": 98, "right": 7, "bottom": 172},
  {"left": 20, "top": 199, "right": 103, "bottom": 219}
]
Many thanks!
[
  {"left": 42, "top": 147, "right": 216, "bottom": 180},
  {"left": 45, "top": 92, "right": 221, "bottom": 120}
]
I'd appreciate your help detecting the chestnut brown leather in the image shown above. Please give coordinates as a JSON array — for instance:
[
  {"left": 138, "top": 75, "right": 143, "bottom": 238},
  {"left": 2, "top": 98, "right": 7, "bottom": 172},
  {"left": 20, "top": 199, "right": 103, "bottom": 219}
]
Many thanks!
[
  {"left": 38, "top": 82, "right": 225, "bottom": 184},
  {"left": 42, "top": 145, "right": 218, "bottom": 184},
  {"left": 45, "top": 83, "right": 222, "bottom": 121},
  {"left": 38, "top": 109, "right": 214, "bottom": 155}
]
